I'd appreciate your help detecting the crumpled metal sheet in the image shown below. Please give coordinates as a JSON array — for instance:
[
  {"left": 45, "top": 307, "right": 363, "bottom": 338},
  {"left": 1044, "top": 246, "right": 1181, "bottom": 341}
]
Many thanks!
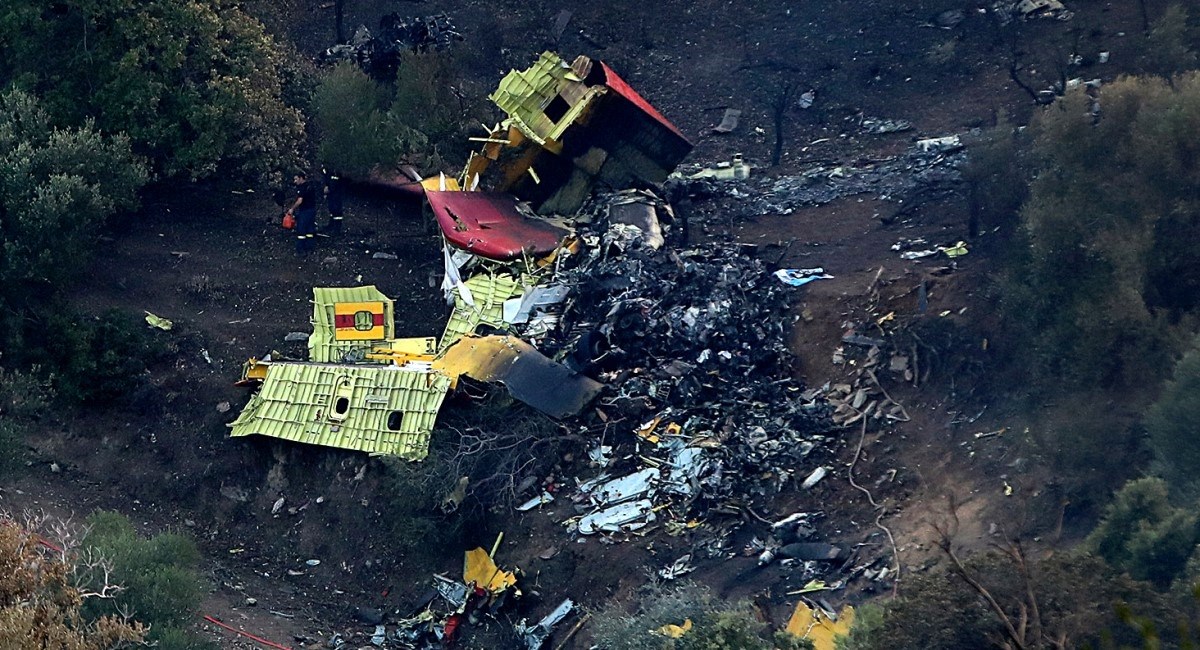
[
  {"left": 434, "top": 335, "right": 604, "bottom": 418},
  {"left": 577, "top": 499, "right": 656, "bottom": 534},
  {"left": 514, "top": 599, "right": 574, "bottom": 650},
  {"left": 463, "top": 548, "right": 517, "bottom": 594}
]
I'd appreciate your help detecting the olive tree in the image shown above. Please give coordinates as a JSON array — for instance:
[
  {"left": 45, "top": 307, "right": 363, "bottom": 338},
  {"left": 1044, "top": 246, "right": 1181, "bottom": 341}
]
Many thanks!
[{"left": 0, "top": 0, "right": 305, "bottom": 183}]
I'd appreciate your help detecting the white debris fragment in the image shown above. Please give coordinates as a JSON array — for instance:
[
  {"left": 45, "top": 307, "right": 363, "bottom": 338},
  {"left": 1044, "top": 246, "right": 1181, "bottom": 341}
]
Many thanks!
[
  {"left": 516, "top": 492, "right": 555, "bottom": 511},
  {"left": 801, "top": 466, "right": 828, "bottom": 489}
]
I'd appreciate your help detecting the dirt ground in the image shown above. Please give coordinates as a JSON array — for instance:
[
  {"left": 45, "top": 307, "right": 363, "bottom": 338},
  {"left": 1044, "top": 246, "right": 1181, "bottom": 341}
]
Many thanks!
[{"left": 3, "top": 0, "right": 1162, "bottom": 647}]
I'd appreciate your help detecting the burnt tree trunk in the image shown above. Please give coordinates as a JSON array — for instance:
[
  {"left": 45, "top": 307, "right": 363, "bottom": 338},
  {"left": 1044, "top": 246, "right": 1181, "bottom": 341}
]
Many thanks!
[
  {"left": 335, "top": 0, "right": 346, "bottom": 43},
  {"left": 768, "top": 82, "right": 795, "bottom": 167},
  {"left": 772, "top": 109, "right": 785, "bottom": 167}
]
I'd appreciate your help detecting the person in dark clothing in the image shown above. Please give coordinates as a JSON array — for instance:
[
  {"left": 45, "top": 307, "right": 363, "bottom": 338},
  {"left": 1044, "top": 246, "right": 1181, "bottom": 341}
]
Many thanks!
[
  {"left": 322, "top": 167, "right": 346, "bottom": 235},
  {"left": 286, "top": 171, "right": 320, "bottom": 255}
]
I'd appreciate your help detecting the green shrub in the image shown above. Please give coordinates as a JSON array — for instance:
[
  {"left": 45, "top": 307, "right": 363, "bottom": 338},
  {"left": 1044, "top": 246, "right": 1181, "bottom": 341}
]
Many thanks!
[
  {"left": 377, "top": 451, "right": 472, "bottom": 561},
  {"left": 1140, "top": 4, "right": 1199, "bottom": 81},
  {"left": 961, "top": 119, "right": 1028, "bottom": 237},
  {"left": 388, "top": 50, "right": 485, "bottom": 168},
  {"left": 0, "top": 420, "right": 25, "bottom": 478},
  {"left": 81, "top": 511, "right": 214, "bottom": 650},
  {"left": 834, "top": 604, "right": 883, "bottom": 650},
  {"left": 313, "top": 51, "right": 487, "bottom": 176},
  {"left": 0, "top": 88, "right": 147, "bottom": 298},
  {"left": 678, "top": 609, "right": 811, "bottom": 650},
  {"left": 592, "top": 581, "right": 717, "bottom": 650},
  {"left": 591, "top": 581, "right": 811, "bottom": 650},
  {"left": 854, "top": 551, "right": 1173, "bottom": 649},
  {"left": 312, "top": 62, "right": 427, "bottom": 178},
  {"left": 0, "top": 367, "right": 52, "bottom": 476},
  {"left": 0, "top": 366, "right": 53, "bottom": 420},
  {"left": 1171, "top": 545, "right": 1200, "bottom": 596},
  {"left": 0, "top": 0, "right": 304, "bottom": 183},
  {"left": 21, "top": 310, "right": 166, "bottom": 406},
  {"left": 1000, "top": 73, "right": 1200, "bottom": 390},
  {"left": 0, "top": 89, "right": 149, "bottom": 383},
  {"left": 1146, "top": 338, "right": 1200, "bottom": 496},
  {"left": 1027, "top": 402, "right": 1147, "bottom": 512},
  {"left": 1088, "top": 478, "right": 1200, "bottom": 588}
]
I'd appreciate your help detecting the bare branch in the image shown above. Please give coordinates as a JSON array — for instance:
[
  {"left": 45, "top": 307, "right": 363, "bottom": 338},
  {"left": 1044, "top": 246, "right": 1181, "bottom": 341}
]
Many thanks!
[
  {"left": 74, "top": 547, "right": 125, "bottom": 600},
  {"left": 933, "top": 500, "right": 1028, "bottom": 650}
]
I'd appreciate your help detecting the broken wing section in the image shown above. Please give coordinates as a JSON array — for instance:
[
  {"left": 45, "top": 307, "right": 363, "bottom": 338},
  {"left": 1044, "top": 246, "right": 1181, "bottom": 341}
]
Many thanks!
[{"left": 228, "top": 363, "right": 450, "bottom": 460}]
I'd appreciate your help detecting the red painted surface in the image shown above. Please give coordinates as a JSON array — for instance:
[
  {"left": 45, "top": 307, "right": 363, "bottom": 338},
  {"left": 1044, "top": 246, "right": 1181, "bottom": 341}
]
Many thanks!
[
  {"left": 599, "top": 62, "right": 688, "bottom": 142},
  {"left": 333, "top": 312, "right": 385, "bottom": 329},
  {"left": 426, "top": 191, "right": 568, "bottom": 260}
]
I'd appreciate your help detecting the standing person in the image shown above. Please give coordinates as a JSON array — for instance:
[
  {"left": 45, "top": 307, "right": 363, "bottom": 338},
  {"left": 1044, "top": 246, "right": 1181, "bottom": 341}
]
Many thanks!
[
  {"left": 286, "top": 171, "right": 319, "bottom": 255},
  {"left": 322, "top": 167, "right": 345, "bottom": 235}
]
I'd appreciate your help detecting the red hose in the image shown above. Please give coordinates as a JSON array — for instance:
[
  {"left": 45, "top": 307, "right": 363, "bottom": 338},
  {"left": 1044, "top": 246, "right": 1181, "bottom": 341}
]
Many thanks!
[
  {"left": 36, "top": 536, "right": 63, "bottom": 553},
  {"left": 202, "top": 615, "right": 293, "bottom": 650}
]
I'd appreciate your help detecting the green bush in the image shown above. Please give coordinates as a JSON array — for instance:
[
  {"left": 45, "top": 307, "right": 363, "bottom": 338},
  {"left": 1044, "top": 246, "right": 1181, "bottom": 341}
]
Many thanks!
[
  {"left": 592, "top": 581, "right": 717, "bottom": 650},
  {"left": 0, "top": 0, "right": 304, "bottom": 183},
  {"left": 0, "top": 89, "right": 147, "bottom": 301},
  {"left": 1140, "top": 4, "right": 1199, "bottom": 81},
  {"left": 313, "top": 52, "right": 487, "bottom": 177},
  {"left": 1088, "top": 478, "right": 1200, "bottom": 588},
  {"left": 0, "top": 367, "right": 52, "bottom": 476},
  {"left": 389, "top": 51, "right": 484, "bottom": 169},
  {"left": 1146, "top": 338, "right": 1200, "bottom": 496},
  {"left": 961, "top": 119, "right": 1028, "bottom": 237},
  {"left": 313, "top": 62, "right": 427, "bottom": 178},
  {"left": 834, "top": 604, "right": 883, "bottom": 650},
  {"left": 0, "top": 366, "right": 53, "bottom": 420},
  {"left": 678, "top": 609, "right": 811, "bottom": 650},
  {"left": 81, "top": 511, "right": 214, "bottom": 650},
  {"left": 0, "top": 420, "right": 25, "bottom": 478},
  {"left": 1171, "top": 545, "right": 1200, "bottom": 596},
  {"left": 591, "top": 581, "right": 811, "bottom": 650},
  {"left": 0, "top": 89, "right": 149, "bottom": 382},
  {"left": 378, "top": 453, "right": 466, "bottom": 560},
  {"left": 1000, "top": 73, "right": 1200, "bottom": 390},
  {"left": 19, "top": 310, "right": 166, "bottom": 406},
  {"left": 1027, "top": 402, "right": 1147, "bottom": 512}
]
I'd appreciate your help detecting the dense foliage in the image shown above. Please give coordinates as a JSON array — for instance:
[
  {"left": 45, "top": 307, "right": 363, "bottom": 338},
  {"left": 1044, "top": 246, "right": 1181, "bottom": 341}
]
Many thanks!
[
  {"left": 0, "top": 0, "right": 304, "bottom": 183},
  {"left": 0, "top": 90, "right": 161, "bottom": 404},
  {"left": 0, "top": 519, "right": 145, "bottom": 648},
  {"left": 81, "top": 511, "right": 214, "bottom": 650},
  {"left": 0, "top": 89, "right": 146, "bottom": 300},
  {"left": 1001, "top": 73, "right": 1200, "bottom": 390},
  {"left": 313, "top": 52, "right": 486, "bottom": 177},
  {"left": 0, "top": 368, "right": 52, "bottom": 476},
  {"left": 1145, "top": 337, "right": 1200, "bottom": 497},
  {"left": 841, "top": 551, "right": 1177, "bottom": 649}
]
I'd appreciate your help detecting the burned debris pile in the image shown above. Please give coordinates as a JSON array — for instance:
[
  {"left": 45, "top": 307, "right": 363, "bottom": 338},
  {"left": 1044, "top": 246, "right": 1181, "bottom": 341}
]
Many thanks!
[
  {"left": 667, "top": 142, "right": 965, "bottom": 218},
  {"left": 553, "top": 203, "right": 834, "bottom": 516},
  {"left": 231, "top": 48, "right": 873, "bottom": 648}
]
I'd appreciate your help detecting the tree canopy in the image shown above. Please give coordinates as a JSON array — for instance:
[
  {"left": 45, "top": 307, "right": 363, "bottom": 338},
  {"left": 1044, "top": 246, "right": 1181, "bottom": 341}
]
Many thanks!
[
  {"left": 0, "top": 0, "right": 304, "bottom": 183},
  {"left": 1001, "top": 72, "right": 1200, "bottom": 389}
]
